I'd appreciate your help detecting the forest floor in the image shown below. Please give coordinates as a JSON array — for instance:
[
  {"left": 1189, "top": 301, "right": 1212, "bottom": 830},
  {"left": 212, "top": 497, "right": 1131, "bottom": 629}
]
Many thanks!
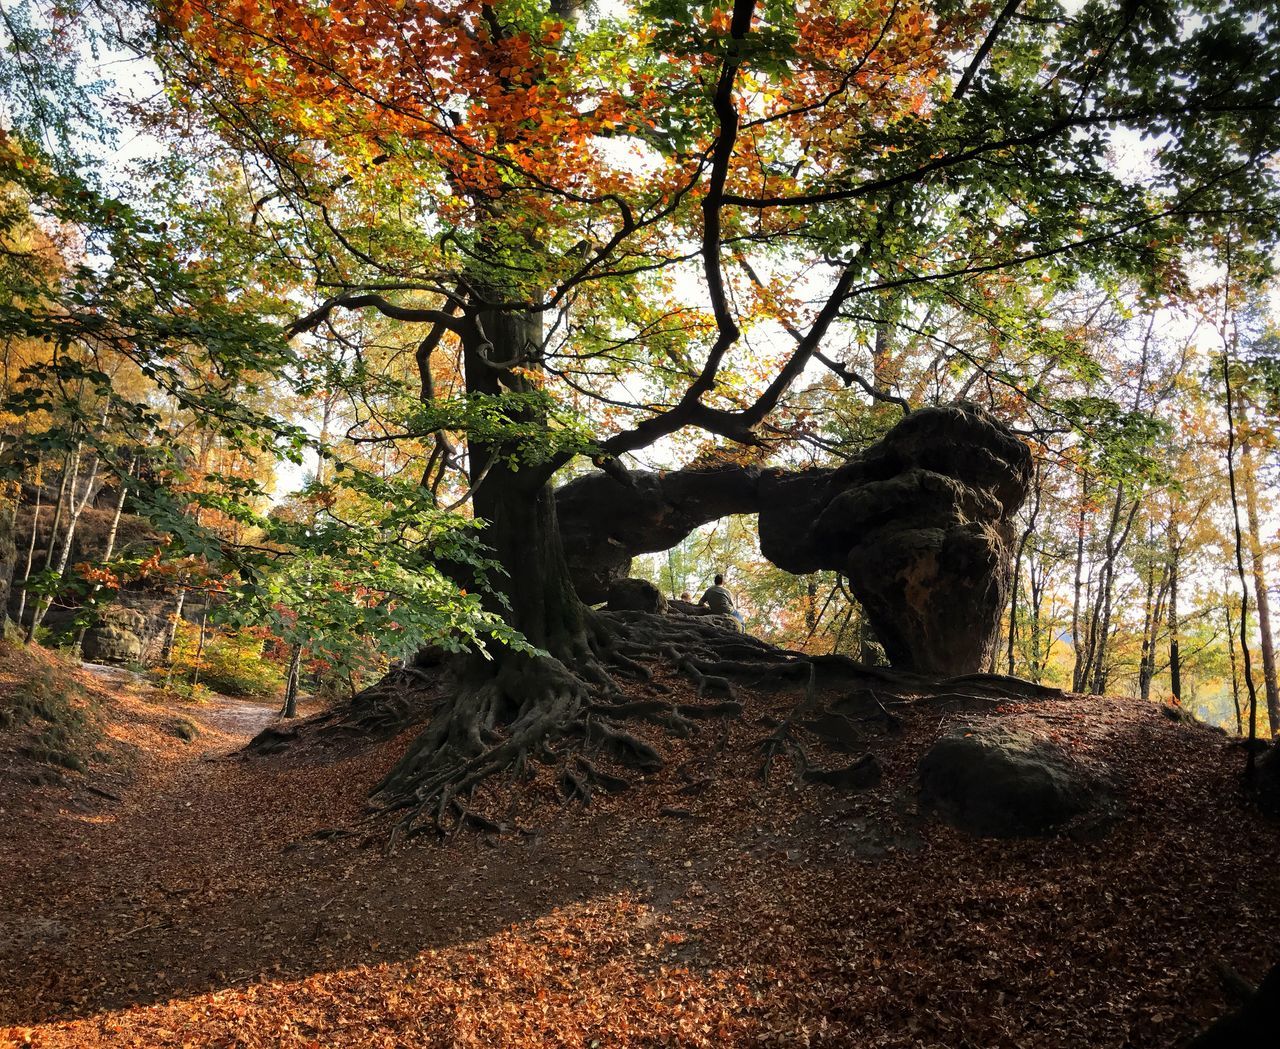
[{"left": 0, "top": 641, "right": 1278, "bottom": 1048}]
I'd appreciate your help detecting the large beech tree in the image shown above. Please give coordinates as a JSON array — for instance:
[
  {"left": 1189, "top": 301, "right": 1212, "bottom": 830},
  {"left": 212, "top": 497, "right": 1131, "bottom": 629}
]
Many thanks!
[{"left": 150, "top": 0, "right": 1280, "bottom": 823}]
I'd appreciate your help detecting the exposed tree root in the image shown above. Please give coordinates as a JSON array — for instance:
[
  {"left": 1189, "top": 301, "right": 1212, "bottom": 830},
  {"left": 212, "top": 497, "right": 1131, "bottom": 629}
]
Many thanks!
[
  {"left": 263, "top": 608, "right": 1067, "bottom": 842},
  {"left": 365, "top": 610, "right": 782, "bottom": 842},
  {"left": 756, "top": 663, "right": 820, "bottom": 785},
  {"left": 606, "top": 609, "right": 822, "bottom": 700},
  {"left": 358, "top": 606, "right": 912, "bottom": 841}
]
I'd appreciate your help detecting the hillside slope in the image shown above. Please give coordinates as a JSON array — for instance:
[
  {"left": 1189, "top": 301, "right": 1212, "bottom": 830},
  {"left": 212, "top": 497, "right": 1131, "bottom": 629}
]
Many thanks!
[{"left": 0, "top": 648, "right": 1276, "bottom": 1048}]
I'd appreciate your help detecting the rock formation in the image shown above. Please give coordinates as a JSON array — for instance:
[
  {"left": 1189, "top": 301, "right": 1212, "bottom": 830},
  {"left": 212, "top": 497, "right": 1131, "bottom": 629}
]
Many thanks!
[
  {"left": 81, "top": 606, "right": 147, "bottom": 664},
  {"left": 917, "top": 723, "right": 1100, "bottom": 837},
  {"left": 556, "top": 464, "right": 761, "bottom": 606},
  {"left": 605, "top": 577, "right": 667, "bottom": 614},
  {"left": 556, "top": 403, "right": 1031, "bottom": 675}
]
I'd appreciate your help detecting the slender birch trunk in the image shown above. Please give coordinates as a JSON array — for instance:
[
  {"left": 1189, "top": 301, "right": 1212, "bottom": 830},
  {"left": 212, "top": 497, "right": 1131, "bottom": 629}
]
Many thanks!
[
  {"left": 1007, "top": 465, "right": 1043, "bottom": 676},
  {"left": 162, "top": 588, "right": 188, "bottom": 687},
  {"left": 42, "top": 447, "right": 75, "bottom": 574},
  {"left": 14, "top": 458, "right": 43, "bottom": 625},
  {"left": 1071, "top": 471, "right": 1088, "bottom": 691},
  {"left": 280, "top": 643, "right": 302, "bottom": 718},
  {"left": 28, "top": 428, "right": 106, "bottom": 640},
  {"left": 74, "top": 462, "right": 134, "bottom": 653}
]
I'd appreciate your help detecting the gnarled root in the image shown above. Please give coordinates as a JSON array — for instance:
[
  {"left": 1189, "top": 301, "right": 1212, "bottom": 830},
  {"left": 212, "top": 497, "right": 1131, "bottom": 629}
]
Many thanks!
[
  {"left": 364, "top": 609, "right": 819, "bottom": 842},
  {"left": 359, "top": 608, "right": 1023, "bottom": 841},
  {"left": 602, "top": 609, "right": 816, "bottom": 700},
  {"left": 372, "top": 652, "right": 592, "bottom": 842}
]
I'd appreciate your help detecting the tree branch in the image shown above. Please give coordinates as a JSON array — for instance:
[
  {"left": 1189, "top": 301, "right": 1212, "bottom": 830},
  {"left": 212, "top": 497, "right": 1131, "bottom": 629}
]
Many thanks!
[
  {"left": 953, "top": 0, "right": 1021, "bottom": 101},
  {"left": 288, "top": 294, "right": 464, "bottom": 339}
]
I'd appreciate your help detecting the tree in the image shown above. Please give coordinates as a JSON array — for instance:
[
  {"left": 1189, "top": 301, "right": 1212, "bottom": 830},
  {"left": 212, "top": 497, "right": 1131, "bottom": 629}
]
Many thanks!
[{"left": 7, "top": 0, "right": 1279, "bottom": 826}]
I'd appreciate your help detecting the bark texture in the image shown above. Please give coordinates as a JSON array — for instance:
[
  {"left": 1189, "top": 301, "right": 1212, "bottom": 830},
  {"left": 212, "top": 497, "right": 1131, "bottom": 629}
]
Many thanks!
[{"left": 557, "top": 403, "right": 1031, "bottom": 675}]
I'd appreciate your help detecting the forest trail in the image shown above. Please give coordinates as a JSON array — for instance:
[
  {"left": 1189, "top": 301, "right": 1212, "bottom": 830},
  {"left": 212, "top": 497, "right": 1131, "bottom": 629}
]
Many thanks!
[
  {"left": 2, "top": 652, "right": 1279, "bottom": 1048},
  {"left": 194, "top": 695, "right": 288, "bottom": 738},
  {"left": 77, "top": 664, "right": 283, "bottom": 738}
]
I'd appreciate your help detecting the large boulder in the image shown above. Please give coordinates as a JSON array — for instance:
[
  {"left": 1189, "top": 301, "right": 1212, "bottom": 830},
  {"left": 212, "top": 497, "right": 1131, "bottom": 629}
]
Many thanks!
[
  {"left": 81, "top": 605, "right": 146, "bottom": 664},
  {"left": 117, "top": 593, "right": 209, "bottom": 663},
  {"left": 606, "top": 577, "right": 668, "bottom": 614},
  {"left": 12, "top": 506, "right": 158, "bottom": 583},
  {"left": 918, "top": 723, "right": 1099, "bottom": 837},
  {"left": 762, "top": 405, "right": 1030, "bottom": 674}
]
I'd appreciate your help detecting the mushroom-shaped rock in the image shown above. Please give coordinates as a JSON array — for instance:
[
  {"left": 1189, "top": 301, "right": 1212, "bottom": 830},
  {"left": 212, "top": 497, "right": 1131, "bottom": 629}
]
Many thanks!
[
  {"left": 763, "top": 404, "right": 1030, "bottom": 674},
  {"left": 556, "top": 403, "right": 1031, "bottom": 674}
]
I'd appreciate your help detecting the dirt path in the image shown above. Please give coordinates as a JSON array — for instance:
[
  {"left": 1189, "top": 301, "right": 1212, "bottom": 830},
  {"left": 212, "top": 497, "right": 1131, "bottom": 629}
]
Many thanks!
[
  {"left": 0, "top": 682, "right": 731, "bottom": 1046},
  {"left": 1, "top": 669, "right": 1279, "bottom": 1047},
  {"left": 195, "top": 695, "right": 292, "bottom": 738},
  {"left": 79, "top": 663, "right": 287, "bottom": 739}
]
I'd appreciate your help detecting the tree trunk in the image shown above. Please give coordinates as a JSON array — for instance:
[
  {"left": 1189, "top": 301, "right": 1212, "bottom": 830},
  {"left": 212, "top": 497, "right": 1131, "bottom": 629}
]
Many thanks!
[
  {"left": 29, "top": 437, "right": 103, "bottom": 640},
  {"left": 1028, "top": 551, "right": 1047, "bottom": 683},
  {"left": 41, "top": 448, "right": 75, "bottom": 576},
  {"left": 1138, "top": 525, "right": 1172, "bottom": 703},
  {"left": 14, "top": 459, "right": 42, "bottom": 626},
  {"left": 464, "top": 303, "right": 590, "bottom": 658},
  {"left": 1223, "top": 339, "right": 1261, "bottom": 782},
  {"left": 1138, "top": 555, "right": 1157, "bottom": 703},
  {"left": 1077, "top": 481, "right": 1139, "bottom": 695},
  {"left": 1225, "top": 588, "right": 1244, "bottom": 735},
  {"left": 871, "top": 319, "right": 892, "bottom": 398},
  {"left": 281, "top": 642, "right": 302, "bottom": 718},
  {"left": 1006, "top": 464, "right": 1042, "bottom": 676},
  {"left": 1006, "top": 545, "right": 1024, "bottom": 676},
  {"left": 1168, "top": 550, "right": 1182, "bottom": 705},
  {"left": 370, "top": 298, "right": 613, "bottom": 827},
  {"left": 1241, "top": 442, "right": 1279, "bottom": 735},
  {"left": 1100, "top": 489, "right": 1140, "bottom": 694},
  {"left": 23, "top": 449, "right": 74, "bottom": 633},
  {"left": 74, "top": 466, "right": 132, "bottom": 652},
  {"left": 190, "top": 609, "right": 209, "bottom": 689},
  {"left": 1071, "top": 471, "right": 1089, "bottom": 691},
  {"left": 162, "top": 588, "right": 187, "bottom": 672},
  {"left": 161, "top": 505, "right": 200, "bottom": 677},
  {"left": 0, "top": 479, "right": 18, "bottom": 620}
]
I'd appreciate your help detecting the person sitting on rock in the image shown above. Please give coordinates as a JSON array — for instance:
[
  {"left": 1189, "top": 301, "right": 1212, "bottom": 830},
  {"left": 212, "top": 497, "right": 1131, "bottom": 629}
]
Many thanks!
[{"left": 699, "top": 574, "right": 744, "bottom": 626}]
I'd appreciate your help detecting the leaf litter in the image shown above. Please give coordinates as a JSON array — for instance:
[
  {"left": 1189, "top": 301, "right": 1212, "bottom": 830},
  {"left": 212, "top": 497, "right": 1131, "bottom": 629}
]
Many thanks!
[{"left": 0, "top": 651, "right": 1277, "bottom": 1047}]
